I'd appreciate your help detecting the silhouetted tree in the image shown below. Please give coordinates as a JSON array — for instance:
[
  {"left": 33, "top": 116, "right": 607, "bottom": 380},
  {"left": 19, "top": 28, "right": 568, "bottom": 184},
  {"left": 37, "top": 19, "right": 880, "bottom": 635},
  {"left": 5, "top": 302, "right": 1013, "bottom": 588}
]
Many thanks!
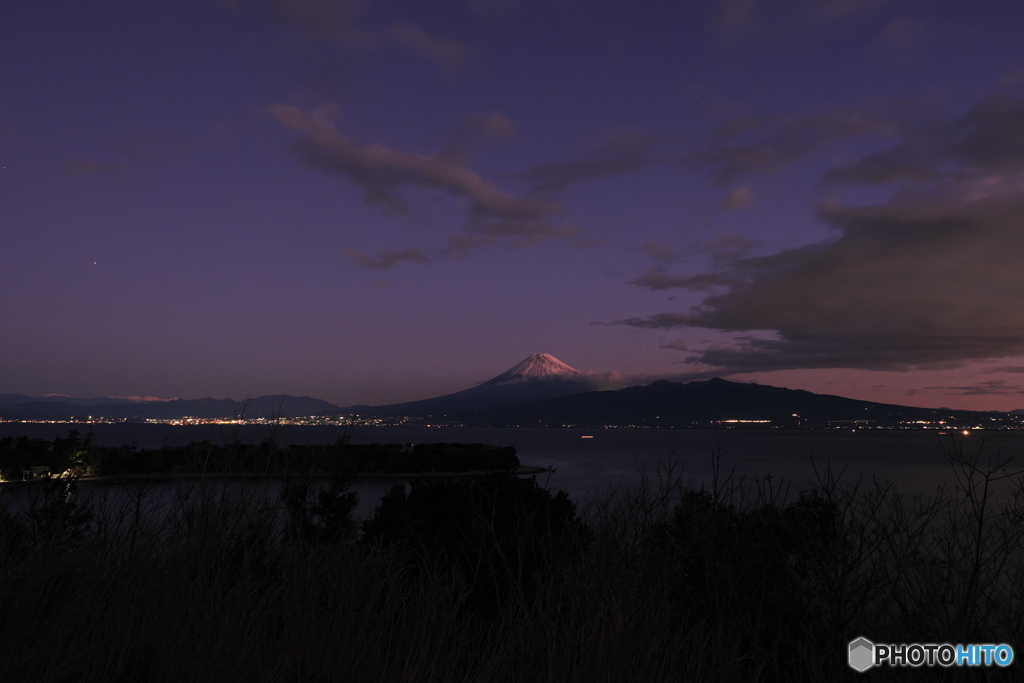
[{"left": 361, "top": 473, "right": 589, "bottom": 618}]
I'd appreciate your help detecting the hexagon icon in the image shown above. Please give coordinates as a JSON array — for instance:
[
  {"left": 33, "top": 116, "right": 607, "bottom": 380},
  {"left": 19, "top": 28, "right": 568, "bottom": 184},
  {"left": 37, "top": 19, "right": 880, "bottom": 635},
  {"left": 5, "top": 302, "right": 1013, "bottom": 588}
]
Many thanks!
[{"left": 848, "top": 637, "right": 875, "bottom": 672}]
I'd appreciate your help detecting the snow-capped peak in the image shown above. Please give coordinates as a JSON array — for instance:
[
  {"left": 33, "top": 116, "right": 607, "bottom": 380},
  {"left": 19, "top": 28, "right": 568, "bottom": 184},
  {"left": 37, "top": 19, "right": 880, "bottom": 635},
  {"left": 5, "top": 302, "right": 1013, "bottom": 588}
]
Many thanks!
[{"left": 486, "top": 353, "right": 581, "bottom": 384}]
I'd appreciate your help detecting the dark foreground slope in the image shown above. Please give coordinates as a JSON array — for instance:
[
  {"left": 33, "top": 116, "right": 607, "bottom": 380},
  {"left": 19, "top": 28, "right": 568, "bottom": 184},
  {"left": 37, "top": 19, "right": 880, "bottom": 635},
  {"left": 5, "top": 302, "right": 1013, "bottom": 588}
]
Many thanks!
[{"left": 2, "top": 440, "right": 1021, "bottom": 682}]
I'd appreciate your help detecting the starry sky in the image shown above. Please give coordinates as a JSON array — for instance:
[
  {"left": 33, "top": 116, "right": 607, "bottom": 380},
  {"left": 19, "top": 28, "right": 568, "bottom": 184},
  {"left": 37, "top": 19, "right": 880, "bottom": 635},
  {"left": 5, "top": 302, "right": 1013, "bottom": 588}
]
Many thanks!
[{"left": 4, "top": 0, "right": 1024, "bottom": 410}]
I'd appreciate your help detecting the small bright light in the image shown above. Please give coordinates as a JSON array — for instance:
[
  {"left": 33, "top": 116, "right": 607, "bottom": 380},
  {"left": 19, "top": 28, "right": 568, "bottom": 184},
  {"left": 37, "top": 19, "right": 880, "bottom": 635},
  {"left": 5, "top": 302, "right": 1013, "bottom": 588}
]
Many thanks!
[{"left": 963, "top": 430, "right": 970, "bottom": 436}]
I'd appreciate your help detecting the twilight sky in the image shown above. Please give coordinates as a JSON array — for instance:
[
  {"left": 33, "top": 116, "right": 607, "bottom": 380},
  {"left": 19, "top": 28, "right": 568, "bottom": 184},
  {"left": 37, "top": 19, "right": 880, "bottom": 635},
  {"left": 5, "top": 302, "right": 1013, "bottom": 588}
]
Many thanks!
[{"left": 4, "top": 0, "right": 1024, "bottom": 410}]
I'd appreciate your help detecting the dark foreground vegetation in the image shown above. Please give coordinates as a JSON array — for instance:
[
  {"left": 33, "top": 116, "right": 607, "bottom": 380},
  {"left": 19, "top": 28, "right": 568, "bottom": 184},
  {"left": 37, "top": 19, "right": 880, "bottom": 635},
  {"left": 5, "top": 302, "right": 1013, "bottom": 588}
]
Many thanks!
[
  {"left": 0, "top": 432, "right": 520, "bottom": 478},
  {"left": 1, "top": 438, "right": 1023, "bottom": 681}
]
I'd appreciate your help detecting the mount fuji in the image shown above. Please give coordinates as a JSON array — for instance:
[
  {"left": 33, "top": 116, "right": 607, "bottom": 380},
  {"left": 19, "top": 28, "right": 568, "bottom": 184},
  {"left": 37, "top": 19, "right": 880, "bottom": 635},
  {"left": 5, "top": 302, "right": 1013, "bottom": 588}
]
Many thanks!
[
  {"left": 364, "top": 353, "right": 597, "bottom": 417},
  {"left": 483, "top": 353, "right": 582, "bottom": 383}
]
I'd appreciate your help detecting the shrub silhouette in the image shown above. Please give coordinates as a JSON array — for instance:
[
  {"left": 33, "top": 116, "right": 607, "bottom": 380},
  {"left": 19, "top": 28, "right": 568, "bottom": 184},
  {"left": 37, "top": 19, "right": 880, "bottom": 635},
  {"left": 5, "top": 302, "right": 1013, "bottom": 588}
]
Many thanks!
[
  {"left": 361, "top": 473, "right": 589, "bottom": 618},
  {"left": 29, "top": 477, "right": 94, "bottom": 548},
  {"left": 280, "top": 474, "right": 359, "bottom": 546},
  {"left": 651, "top": 489, "right": 842, "bottom": 679}
]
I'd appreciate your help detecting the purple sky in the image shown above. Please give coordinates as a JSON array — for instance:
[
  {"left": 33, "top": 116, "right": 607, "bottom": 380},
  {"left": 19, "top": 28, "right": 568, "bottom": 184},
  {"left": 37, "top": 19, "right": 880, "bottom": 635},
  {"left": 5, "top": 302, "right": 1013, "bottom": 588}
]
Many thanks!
[{"left": 5, "top": 0, "right": 1024, "bottom": 410}]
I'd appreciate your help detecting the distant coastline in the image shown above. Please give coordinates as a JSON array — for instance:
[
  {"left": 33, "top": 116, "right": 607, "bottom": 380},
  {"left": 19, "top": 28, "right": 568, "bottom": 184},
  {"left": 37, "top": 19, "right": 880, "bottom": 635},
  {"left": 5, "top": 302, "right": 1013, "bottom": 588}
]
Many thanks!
[{"left": 0, "top": 464, "right": 550, "bottom": 487}]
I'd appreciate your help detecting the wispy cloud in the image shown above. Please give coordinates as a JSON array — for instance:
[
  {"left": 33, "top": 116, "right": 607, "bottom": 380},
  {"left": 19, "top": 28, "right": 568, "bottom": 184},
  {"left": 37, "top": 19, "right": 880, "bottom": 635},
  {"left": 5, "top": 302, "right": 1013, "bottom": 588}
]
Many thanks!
[
  {"left": 641, "top": 240, "right": 679, "bottom": 264},
  {"left": 344, "top": 247, "right": 432, "bottom": 269},
  {"left": 440, "top": 112, "right": 516, "bottom": 165},
  {"left": 59, "top": 159, "right": 123, "bottom": 180},
  {"left": 718, "top": 186, "right": 755, "bottom": 210},
  {"left": 687, "top": 107, "right": 893, "bottom": 185},
  {"left": 267, "top": 104, "right": 560, "bottom": 219},
  {"left": 629, "top": 267, "right": 730, "bottom": 292},
  {"left": 389, "top": 23, "right": 470, "bottom": 69},
  {"left": 946, "top": 380, "right": 1024, "bottom": 396},
  {"left": 267, "top": 104, "right": 580, "bottom": 258},
  {"left": 210, "top": 0, "right": 372, "bottom": 47},
  {"left": 441, "top": 217, "right": 586, "bottom": 256},
  {"left": 714, "top": 0, "right": 895, "bottom": 36},
  {"left": 867, "top": 17, "right": 935, "bottom": 62},
  {"left": 520, "top": 130, "right": 657, "bottom": 197},
  {"left": 112, "top": 132, "right": 165, "bottom": 158},
  {"left": 464, "top": 0, "right": 521, "bottom": 18}
]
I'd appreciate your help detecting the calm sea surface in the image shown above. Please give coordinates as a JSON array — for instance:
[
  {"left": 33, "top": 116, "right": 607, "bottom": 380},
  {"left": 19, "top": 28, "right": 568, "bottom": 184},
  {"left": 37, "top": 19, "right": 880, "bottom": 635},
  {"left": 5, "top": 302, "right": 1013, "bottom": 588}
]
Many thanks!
[{"left": 4, "top": 424, "right": 1024, "bottom": 507}]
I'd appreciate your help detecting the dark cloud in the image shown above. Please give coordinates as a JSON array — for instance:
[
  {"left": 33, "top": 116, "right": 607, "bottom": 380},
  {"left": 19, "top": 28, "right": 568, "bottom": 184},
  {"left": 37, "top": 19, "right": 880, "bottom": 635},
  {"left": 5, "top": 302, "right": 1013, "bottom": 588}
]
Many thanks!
[
  {"left": 630, "top": 267, "right": 730, "bottom": 292},
  {"left": 703, "top": 233, "right": 760, "bottom": 260},
  {"left": 823, "top": 90, "right": 1024, "bottom": 188},
  {"left": 687, "top": 107, "right": 893, "bottom": 185},
  {"left": 389, "top": 23, "right": 470, "bottom": 69},
  {"left": 596, "top": 312, "right": 695, "bottom": 329},
  {"left": 59, "top": 159, "right": 123, "bottom": 180},
  {"left": 660, "top": 339, "right": 689, "bottom": 351},
  {"left": 344, "top": 246, "right": 431, "bottom": 269},
  {"left": 632, "top": 234, "right": 760, "bottom": 291},
  {"left": 608, "top": 89, "right": 1024, "bottom": 375},
  {"left": 611, "top": 190, "right": 1024, "bottom": 373},
  {"left": 520, "top": 130, "right": 657, "bottom": 196}
]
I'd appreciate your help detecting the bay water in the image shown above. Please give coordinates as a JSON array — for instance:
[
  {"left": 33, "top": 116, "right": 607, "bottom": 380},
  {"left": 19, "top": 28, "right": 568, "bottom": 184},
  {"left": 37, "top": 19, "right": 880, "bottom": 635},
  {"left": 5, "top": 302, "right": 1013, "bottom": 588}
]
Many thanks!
[{"left": 3, "top": 423, "right": 1024, "bottom": 517}]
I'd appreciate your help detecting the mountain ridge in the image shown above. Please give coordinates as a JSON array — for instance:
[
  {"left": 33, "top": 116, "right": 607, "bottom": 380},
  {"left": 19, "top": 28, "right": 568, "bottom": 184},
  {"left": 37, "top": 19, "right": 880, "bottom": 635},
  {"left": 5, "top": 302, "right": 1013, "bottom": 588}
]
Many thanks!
[
  {"left": 2, "top": 354, "right": 1019, "bottom": 425},
  {"left": 362, "top": 353, "right": 597, "bottom": 417},
  {"left": 459, "top": 376, "right": 1004, "bottom": 428}
]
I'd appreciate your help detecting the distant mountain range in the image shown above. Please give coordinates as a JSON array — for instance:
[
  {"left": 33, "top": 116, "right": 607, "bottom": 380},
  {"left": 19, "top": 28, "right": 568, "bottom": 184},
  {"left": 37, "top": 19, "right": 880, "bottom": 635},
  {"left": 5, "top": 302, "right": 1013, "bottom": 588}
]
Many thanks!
[
  {"left": 0, "top": 393, "right": 176, "bottom": 409},
  {"left": 462, "top": 377, "right": 999, "bottom": 428},
  {"left": 358, "top": 354, "right": 1009, "bottom": 427},
  {"left": 1, "top": 354, "right": 1016, "bottom": 427}
]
